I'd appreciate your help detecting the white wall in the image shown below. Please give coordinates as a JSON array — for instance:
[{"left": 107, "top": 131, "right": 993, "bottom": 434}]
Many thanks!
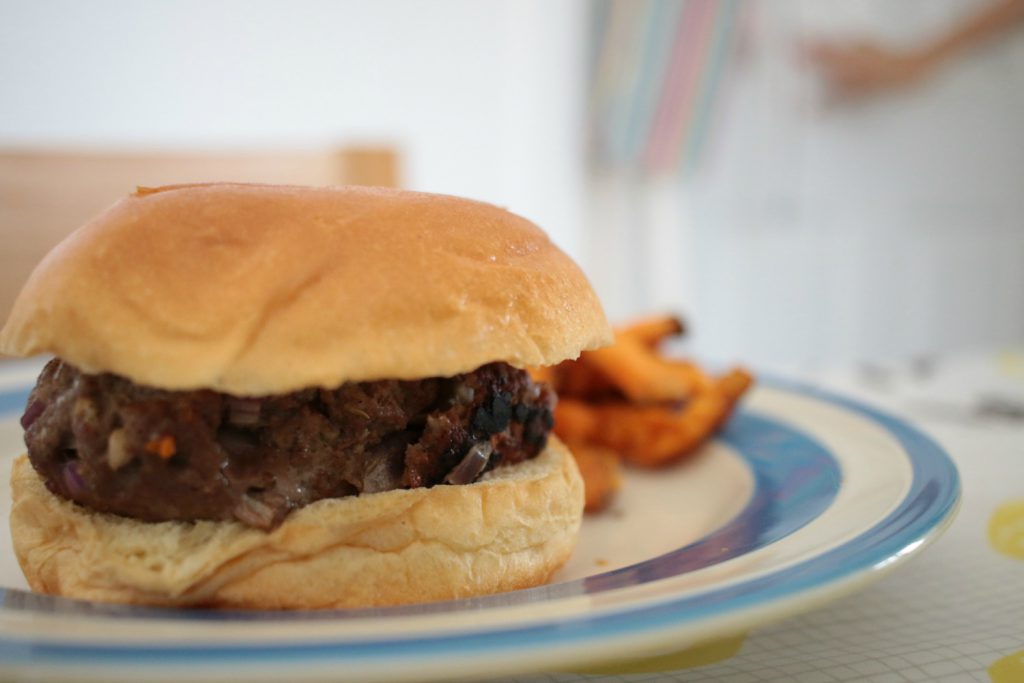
[{"left": 0, "top": 0, "right": 587, "bottom": 256}]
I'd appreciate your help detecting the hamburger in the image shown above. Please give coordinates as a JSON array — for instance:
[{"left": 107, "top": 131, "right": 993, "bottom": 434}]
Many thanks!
[{"left": 1, "top": 183, "right": 611, "bottom": 609}]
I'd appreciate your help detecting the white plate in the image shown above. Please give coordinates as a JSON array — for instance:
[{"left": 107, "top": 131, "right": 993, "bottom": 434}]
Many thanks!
[{"left": 0, "top": 361, "right": 959, "bottom": 682}]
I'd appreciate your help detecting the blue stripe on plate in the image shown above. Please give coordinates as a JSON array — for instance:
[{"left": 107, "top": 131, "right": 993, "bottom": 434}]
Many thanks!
[{"left": 0, "top": 379, "right": 959, "bottom": 667}]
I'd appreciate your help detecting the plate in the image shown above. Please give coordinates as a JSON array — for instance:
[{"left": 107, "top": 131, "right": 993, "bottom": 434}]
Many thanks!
[{"left": 0, "top": 360, "right": 959, "bottom": 682}]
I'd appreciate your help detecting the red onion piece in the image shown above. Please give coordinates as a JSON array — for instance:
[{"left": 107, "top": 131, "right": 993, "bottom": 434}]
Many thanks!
[
  {"left": 20, "top": 400, "right": 45, "bottom": 430},
  {"left": 445, "top": 442, "right": 493, "bottom": 485},
  {"left": 62, "top": 461, "right": 88, "bottom": 498},
  {"left": 234, "top": 494, "right": 276, "bottom": 529}
]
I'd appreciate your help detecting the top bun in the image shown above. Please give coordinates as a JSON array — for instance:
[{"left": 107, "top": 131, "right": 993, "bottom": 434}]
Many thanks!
[{"left": 1, "top": 183, "right": 611, "bottom": 394}]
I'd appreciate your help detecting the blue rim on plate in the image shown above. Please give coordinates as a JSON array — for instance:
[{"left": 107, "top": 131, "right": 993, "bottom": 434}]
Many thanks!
[{"left": 0, "top": 377, "right": 960, "bottom": 669}]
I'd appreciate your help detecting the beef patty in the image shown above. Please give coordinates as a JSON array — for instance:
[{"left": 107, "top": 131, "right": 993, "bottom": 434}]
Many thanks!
[{"left": 21, "top": 359, "right": 555, "bottom": 530}]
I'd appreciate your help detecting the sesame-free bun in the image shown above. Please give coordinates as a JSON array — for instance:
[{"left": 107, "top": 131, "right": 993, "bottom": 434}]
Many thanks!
[
  {"left": 9, "top": 437, "right": 583, "bottom": 609},
  {"left": 0, "top": 183, "right": 611, "bottom": 395}
]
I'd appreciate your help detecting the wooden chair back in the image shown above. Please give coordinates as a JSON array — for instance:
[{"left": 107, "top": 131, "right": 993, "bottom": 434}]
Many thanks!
[{"left": 0, "top": 146, "right": 399, "bottom": 325}]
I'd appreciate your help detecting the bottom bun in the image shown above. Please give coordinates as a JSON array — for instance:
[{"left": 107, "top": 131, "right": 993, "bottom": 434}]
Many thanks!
[{"left": 10, "top": 437, "right": 583, "bottom": 609}]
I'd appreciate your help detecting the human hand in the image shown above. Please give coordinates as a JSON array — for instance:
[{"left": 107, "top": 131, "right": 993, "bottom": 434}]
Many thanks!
[{"left": 804, "top": 41, "right": 935, "bottom": 100}]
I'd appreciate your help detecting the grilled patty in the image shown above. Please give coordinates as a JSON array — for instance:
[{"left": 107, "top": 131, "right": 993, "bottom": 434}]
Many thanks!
[{"left": 22, "top": 359, "right": 554, "bottom": 530}]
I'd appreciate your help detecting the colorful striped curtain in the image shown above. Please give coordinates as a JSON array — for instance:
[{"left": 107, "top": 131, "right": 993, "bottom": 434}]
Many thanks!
[{"left": 589, "top": 0, "right": 741, "bottom": 175}]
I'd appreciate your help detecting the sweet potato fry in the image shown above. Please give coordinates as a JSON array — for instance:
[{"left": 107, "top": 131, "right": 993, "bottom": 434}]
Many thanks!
[
  {"left": 545, "top": 313, "right": 754, "bottom": 513},
  {"left": 583, "top": 337, "right": 699, "bottom": 402},
  {"left": 717, "top": 367, "right": 755, "bottom": 402},
  {"left": 553, "top": 358, "right": 615, "bottom": 398},
  {"left": 622, "top": 390, "right": 728, "bottom": 466},
  {"left": 717, "top": 366, "right": 754, "bottom": 401},
  {"left": 584, "top": 402, "right": 690, "bottom": 464},
  {"left": 616, "top": 315, "right": 685, "bottom": 348},
  {"left": 566, "top": 441, "right": 623, "bottom": 512},
  {"left": 553, "top": 398, "right": 602, "bottom": 444},
  {"left": 655, "top": 357, "right": 714, "bottom": 396},
  {"left": 579, "top": 367, "right": 755, "bottom": 467},
  {"left": 527, "top": 365, "right": 557, "bottom": 386}
]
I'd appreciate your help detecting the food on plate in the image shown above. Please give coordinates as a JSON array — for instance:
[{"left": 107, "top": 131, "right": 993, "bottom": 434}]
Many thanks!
[
  {"left": 1, "top": 183, "right": 612, "bottom": 608},
  {"left": 537, "top": 315, "right": 753, "bottom": 512},
  {"left": 566, "top": 441, "right": 622, "bottom": 512}
]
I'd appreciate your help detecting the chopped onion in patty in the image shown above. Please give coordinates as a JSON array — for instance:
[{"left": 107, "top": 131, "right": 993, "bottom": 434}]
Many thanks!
[
  {"left": 445, "top": 442, "right": 494, "bottom": 485},
  {"left": 226, "top": 397, "right": 261, "bottom": 426}
]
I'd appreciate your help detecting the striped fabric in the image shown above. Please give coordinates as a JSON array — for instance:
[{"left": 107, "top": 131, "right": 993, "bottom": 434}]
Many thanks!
[{"left": 589, "top": 0, "right": 741, "bottom": 175}]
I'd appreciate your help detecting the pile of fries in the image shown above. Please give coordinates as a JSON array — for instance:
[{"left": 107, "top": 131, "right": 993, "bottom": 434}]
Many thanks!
[{"left": 532, "top": 315, "right": 754, "bottom": 512}]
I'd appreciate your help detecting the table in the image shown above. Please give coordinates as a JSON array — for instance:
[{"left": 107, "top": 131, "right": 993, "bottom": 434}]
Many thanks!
[{"left": 508, "top": 349, "right": 1024, "bottom": 683}]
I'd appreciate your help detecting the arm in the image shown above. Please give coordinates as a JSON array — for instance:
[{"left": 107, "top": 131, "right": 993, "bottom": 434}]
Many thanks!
[
  {"left": 806, "top": 0, "right": 1024, "bottom": 98},
  {"left": 924, "top": 0, "right": 1024, "bottom": 67}
]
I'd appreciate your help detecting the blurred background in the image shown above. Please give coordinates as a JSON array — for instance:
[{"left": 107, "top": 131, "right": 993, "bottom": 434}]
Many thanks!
[{"left": 2, "top": 0, "right": 1023, "bottom": 375}]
